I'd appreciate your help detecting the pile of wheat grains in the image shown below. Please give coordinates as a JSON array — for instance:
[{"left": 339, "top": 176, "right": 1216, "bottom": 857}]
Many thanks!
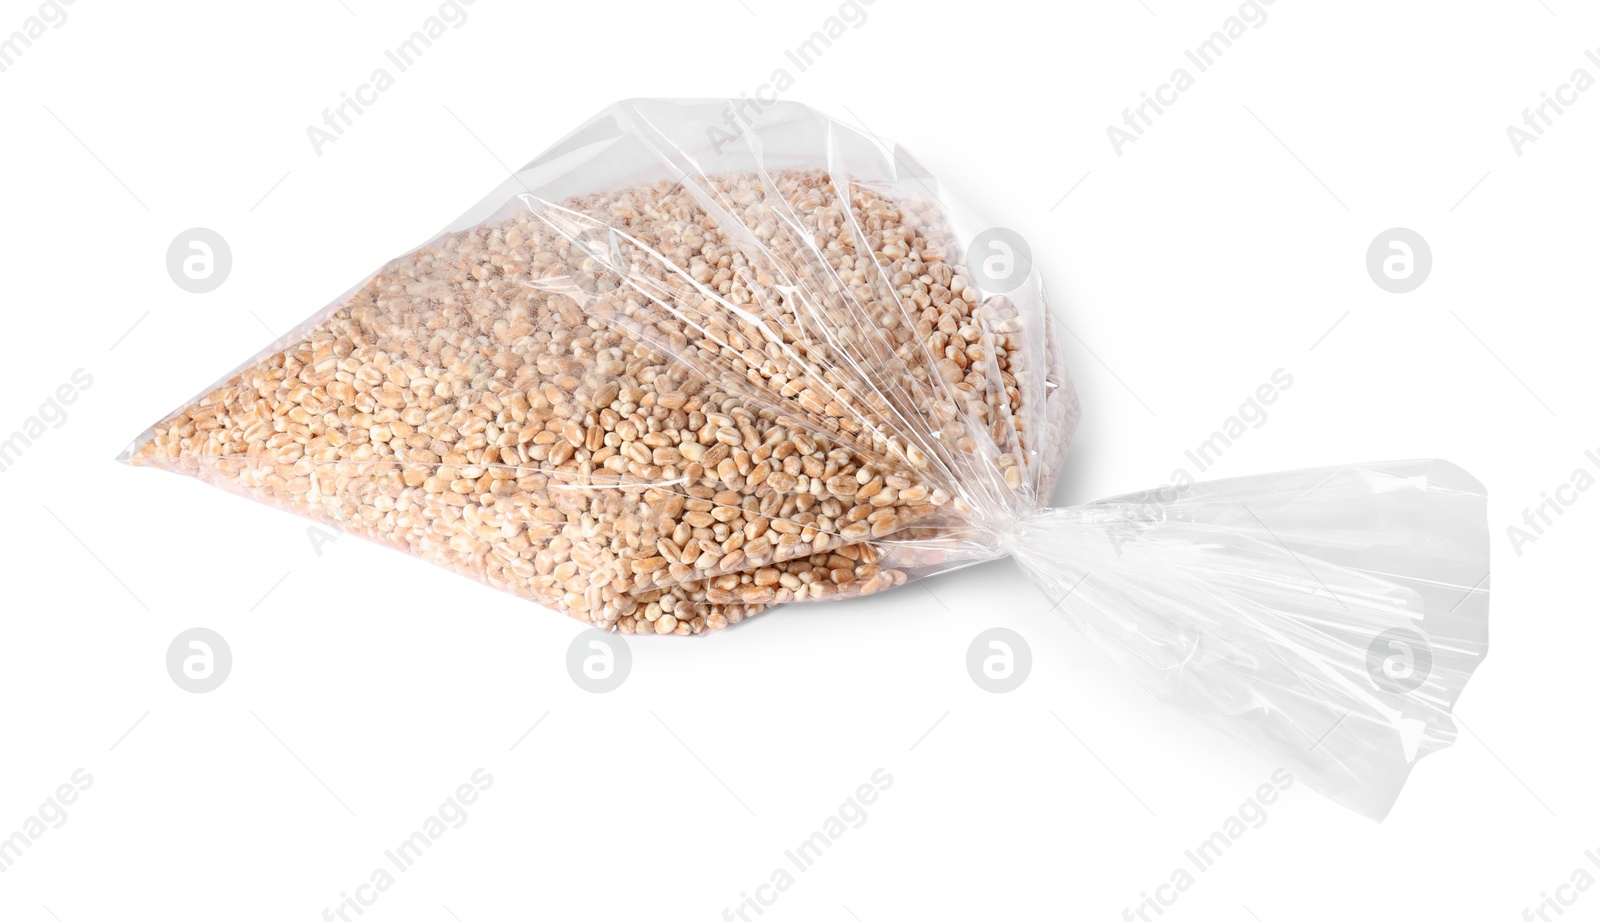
[{"left": 132, "top": 169, "right": 1067, "bottom": 634}]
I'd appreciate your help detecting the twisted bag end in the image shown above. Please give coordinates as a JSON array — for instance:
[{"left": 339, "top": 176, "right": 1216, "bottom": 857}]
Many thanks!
[{"left": 1007, "top": 459, "right": 1489, "bottom": 820}]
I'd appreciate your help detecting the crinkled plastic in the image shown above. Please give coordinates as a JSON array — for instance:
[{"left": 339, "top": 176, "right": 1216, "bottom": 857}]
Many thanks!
[{"left": 121, "top": 99, "right": 1489, "bottom": 819}]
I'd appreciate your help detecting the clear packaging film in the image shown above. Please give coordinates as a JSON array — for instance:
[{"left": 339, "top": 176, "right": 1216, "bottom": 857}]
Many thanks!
[{"left": 121, "top": 99, "right": 1490, "bottom": 819}]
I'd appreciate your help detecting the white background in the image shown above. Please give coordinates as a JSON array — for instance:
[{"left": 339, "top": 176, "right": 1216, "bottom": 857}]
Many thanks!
[{"left": 2, "top": 1, "right": 1597, "bottom": 920}]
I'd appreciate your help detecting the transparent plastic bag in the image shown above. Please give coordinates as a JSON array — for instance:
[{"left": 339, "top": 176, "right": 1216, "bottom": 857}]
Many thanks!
[{"left": 121, "top": 99, "right": 1488, "bottom": 819}]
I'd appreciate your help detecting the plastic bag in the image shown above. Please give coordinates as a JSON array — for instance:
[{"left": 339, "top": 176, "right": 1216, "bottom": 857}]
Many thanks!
[{"left": 121, "top": 98, "right": 1489, "bottom": 819}]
